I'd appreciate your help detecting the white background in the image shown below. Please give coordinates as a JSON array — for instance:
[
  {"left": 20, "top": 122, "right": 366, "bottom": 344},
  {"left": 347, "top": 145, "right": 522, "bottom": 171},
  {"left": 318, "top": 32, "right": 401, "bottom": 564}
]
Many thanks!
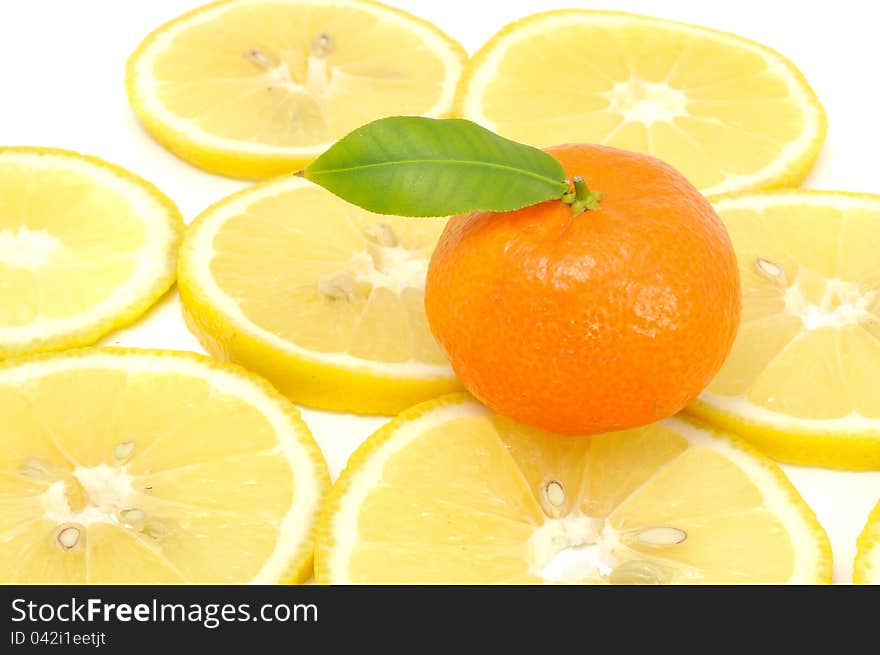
[{"left": 1, "top": 0, "right": 878, "bottom": 583}]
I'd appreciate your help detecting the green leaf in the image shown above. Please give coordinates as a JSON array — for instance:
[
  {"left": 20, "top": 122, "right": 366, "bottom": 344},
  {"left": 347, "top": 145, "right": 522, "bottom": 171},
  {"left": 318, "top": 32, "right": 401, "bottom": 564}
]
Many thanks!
[{"left": 303, "top": 117, "right": 570, "bottom": 217}]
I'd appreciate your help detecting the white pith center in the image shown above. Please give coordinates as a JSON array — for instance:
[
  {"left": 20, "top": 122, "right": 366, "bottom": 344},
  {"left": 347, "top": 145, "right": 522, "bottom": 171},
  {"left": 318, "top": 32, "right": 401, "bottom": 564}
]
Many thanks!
[
  {"left": 785, "top": 277, "right": 879, "bottom": 331},
  {"left": 246, "top": 34, "right": 335, "bottom": 100},
  {"left": 40, "top": 464, "right": 137, "bottom": 527},
  {"left": 529, "top": 515, "right": 619, "bottom": 581},
  {"left": 0, "top": 227, "right": 62, "bottom": 271},
  {"left": 525, "top": 479, "right": 690, "bottom": 583},
  {"left": 318, "top": 225, "right": 429, "bottom": 299},
  {"left": 605, "top": 78, "right": 689, "bottom": 124},
  {"left": 352, "top": 244, "right": 429, "bottom": 294}
]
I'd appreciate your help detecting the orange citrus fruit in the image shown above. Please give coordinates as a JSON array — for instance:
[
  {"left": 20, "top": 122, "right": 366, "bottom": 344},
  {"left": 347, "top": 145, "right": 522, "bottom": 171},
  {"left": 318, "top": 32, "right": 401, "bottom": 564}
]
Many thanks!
[{"left": 425, "top": 143, "right": 741, "bottom": 435}]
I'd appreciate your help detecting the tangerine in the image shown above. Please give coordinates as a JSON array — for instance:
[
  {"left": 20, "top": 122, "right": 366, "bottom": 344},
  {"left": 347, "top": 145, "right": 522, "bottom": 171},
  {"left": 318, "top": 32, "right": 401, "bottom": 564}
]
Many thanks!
[{"left": 425, "top": 143, "right": 741, "bottom": 435}]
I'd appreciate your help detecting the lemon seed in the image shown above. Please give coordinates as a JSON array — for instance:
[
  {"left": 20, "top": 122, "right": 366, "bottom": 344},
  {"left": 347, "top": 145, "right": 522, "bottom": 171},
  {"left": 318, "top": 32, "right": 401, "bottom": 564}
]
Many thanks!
[
  {"left": 120, "top": 508, "right": 146, "bottom": 523},
  {"left": 545, "top": 481, "right": 565, "bottom": 507},
  {"left": 755, "top": 257, "right": 788, "bottom": 286},
  {"left": 318, "top": 272, "right": 356, "bottom": 301},
  {"left": 245, "top": 48, "right": 273, "bottom": 69},
  {"left": 57, "top": 526, "right": 81, "bottom": 550},
  {"left": 113, "top": 441, "right": 136, "bottom": 462},
  {"left": 634, "top": 526, "right": 688, "bottom": 546},
  {"left": 310, "top": 33, "right": 333, "bottom": 57}
]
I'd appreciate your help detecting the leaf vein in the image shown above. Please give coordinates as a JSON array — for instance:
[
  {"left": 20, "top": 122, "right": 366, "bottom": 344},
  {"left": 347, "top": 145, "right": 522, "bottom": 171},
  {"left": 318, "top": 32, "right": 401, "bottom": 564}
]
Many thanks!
[{"left": 309, "top": 158, "right": 568, "bottom": 190}]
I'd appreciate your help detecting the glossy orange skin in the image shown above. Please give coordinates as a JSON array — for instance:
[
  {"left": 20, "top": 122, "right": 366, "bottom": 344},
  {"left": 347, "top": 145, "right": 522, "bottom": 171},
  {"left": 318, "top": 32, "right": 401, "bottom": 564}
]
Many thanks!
[{"left": 425, "top": 144, "right": 741, "bottom": 435}]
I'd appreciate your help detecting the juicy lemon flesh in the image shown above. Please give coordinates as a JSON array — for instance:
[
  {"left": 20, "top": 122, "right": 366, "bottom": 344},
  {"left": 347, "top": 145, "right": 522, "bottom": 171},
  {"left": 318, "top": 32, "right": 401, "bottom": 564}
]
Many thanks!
[
  {"left": 0, "top": 158, "right": 148, "bottom": 330},
  {"left": 322, "top": 398, "right": 829, "bottom": 584},
  {"left": 702, "top": 197, "right": 880, "bottom": 422},
  {"left": 458, "top": 11, "right": 823, "bottom": 195},
  {"left": 206, "top": 182, "right": 449, "bottom": 367},
  {"left": 137, "top": 0, "right": 461, "bottom": 152},
  {"left": 0, "top": 355, "right": 314, "bottom": 584}
]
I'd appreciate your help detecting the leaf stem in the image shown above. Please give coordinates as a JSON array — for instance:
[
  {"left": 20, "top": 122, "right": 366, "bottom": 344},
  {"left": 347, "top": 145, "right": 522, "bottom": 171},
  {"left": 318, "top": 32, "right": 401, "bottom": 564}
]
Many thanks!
[{"left": 563, "top": 176, "right": 602, "bottom": 216}]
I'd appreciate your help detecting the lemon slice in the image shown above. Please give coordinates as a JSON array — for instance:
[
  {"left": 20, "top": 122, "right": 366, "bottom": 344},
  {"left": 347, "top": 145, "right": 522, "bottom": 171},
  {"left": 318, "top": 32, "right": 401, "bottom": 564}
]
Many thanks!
[
  {"left": 0, "top": 147, "right": 182, "bottom": 359},
  {"left": 690, "top": 191, "right": 880, "bottom": 470},
  {"left": 854, "top": 500, "right": 880, "bottom": 584},
  {"left": 315, "top": 394, "right": 830, "bottom": 584},
  {"left": 178, "top": 176, "right": 460, "bottom": 415},
  {"left": 0, "top": 348, "right": 329, "bottom": 584},
  {"left": 455, "top": 10, "right": 825, "bottom": 195},
  {"left": 126, "top": 0, "right": 467, "bottom": 178}
]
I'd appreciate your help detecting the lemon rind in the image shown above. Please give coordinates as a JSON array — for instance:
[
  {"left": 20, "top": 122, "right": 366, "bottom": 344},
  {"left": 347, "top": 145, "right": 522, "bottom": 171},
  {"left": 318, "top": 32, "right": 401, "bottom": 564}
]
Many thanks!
[{"left": 854, "top": 499, "right": 880, "bottom": 584}]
